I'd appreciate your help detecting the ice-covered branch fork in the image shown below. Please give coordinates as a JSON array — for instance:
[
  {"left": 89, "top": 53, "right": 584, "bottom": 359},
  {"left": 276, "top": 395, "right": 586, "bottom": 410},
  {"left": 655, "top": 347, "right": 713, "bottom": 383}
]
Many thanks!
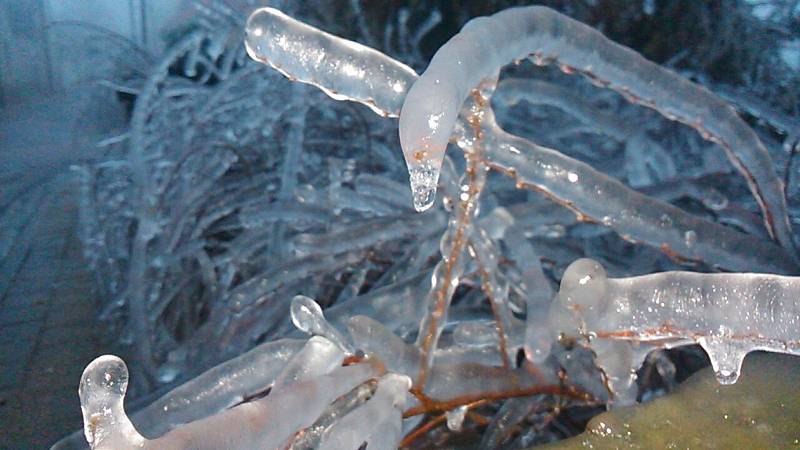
[
  {"left": 396, "top": 6, "right": 794, "bottom": 252},
  {"left": 244, "top": 6, "right": 797, "bottom": 271}
]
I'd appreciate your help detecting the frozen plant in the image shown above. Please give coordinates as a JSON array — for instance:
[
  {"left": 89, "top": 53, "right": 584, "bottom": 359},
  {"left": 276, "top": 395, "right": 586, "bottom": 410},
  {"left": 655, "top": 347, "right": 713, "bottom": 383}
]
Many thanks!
[
  {"left": 549, "top": 258, "right": 800, "bottom": 402},
  {"left": 63, "top": 2, "right": 800, "bottom": 449}
]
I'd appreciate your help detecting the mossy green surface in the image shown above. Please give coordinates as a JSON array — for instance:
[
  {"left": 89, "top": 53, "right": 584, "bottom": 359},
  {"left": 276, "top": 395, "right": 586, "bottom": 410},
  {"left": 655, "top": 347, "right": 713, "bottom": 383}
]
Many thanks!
[{"left": 542, "top": 353, "right": 800, "bottom": 449}]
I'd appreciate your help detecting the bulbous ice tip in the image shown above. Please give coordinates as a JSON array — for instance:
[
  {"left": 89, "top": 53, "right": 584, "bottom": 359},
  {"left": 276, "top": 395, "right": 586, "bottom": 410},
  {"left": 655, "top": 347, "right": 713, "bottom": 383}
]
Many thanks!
[
  {"left": 713, "top": 368, "right": 740, "bottom": 385},
  {"left": 699, "top": 337, "right": 746, "bottom": 385},
  {"left": 79, "top": 355, "right": 129, "bottom": 406},
  {"left": 559, "top": 258, "right": 608, "bottom": 316},
  {"left": 243, "top": 8, "right": 282, "bottom": 64},
  {"left": 408, "top": 161, "right": 441, "bottom": 212},
  {"left": 79, "top": 355, "right": 131, "bottom": 447},
  {"left": 291, "top": 294, "right": 325, "bottom": 334}
]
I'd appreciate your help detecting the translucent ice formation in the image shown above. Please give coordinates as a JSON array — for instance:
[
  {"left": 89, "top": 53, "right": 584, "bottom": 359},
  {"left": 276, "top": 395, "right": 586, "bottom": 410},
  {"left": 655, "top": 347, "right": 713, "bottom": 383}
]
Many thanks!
[
  {"left": 69, "top": 4, "right": 800, "bottom": 448},
  {"left": 244, "top": 7, "right": 417, "bottom": 118},
  {"left": 290, "top": 295, "right": 353, "bottom": 353},
  {"left": 399, "top": 6, "right": 793, "bottom": 248},
  {"left": 549, "top": 258, "right": 800, "bottom": 401},
  {"left": 240, "top": 7, "right": 794, "bottom": 276},
  {"left": 79, "top": 349, "right": 379, "bottom": 449},
  {"left": 317, "top": 373, "right": 411, "bottom": 450}
]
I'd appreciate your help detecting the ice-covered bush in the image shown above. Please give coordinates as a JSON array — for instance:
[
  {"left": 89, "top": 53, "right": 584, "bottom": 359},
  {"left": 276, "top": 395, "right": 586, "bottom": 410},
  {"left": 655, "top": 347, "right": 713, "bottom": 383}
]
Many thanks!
[{"left": 60, "top": 1, "right": 800, "bottom": 449}]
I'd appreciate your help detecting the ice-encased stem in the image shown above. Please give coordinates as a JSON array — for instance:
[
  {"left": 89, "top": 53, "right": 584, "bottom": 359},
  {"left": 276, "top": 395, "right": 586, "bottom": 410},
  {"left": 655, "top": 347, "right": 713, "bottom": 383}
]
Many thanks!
[
  {"left": 468, "top": 225, "right": 514, "bottom": 368},
  {"left": 317, "top": 373, "right": 411, "bottom": 450},
  {"left": 482, "top": 114, "right": 798, "bottom": 274},
  {"left": 414, "top": 137, "right": 489, "bottom": 388},
  {"left": 78, "top": 353, "right": 378, "bottom": 449},
  {"left": 549, "top": 258, "right": 800, "bottom": 396},
  {"left": 244, "top": 7, "right": 417, "bottom": 118},
  {"left": 399, "top": 5, "right": 794, "bottom": 251}
]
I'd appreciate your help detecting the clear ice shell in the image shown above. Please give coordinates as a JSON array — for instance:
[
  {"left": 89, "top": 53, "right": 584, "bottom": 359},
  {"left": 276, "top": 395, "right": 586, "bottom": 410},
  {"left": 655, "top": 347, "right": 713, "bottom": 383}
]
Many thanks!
[
  {"left": 408, "top": 162, "right": 441, "bottom": 212},
  {"left": 79, "top": 355, "right": 143, "bottom": 449},
  {"left": 699, "top": 336, "right": 747, "bottom": 385},
  {"left": 290, "top": 294, "right": 326, "bottom": 334},
  {"left": 445, "top": 405, "right": 469, "bottom": 431},
  {"left": 290, "top": 295, "right": 353, "bottom": 353}
]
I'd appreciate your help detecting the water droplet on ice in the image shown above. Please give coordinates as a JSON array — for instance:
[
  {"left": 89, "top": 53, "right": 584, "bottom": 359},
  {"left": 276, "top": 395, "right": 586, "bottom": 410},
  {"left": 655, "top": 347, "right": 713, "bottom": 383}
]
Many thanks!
[
  {"left": 446, "top": 405, "right": 468, "bottom": 431},
  {"left": 684, "top": 230, "right": 697, "bottom": 248},
  {"left": 408, "top": 163, "right": 440, "bottom": 212}
]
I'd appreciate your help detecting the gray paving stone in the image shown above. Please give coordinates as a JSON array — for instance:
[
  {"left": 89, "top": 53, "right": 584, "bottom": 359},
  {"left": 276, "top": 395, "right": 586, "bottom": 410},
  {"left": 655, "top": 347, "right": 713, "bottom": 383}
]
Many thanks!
[
  {"left": 0, "top": 302, "right": 48, "bottom": 325},
  {"left": 0, "top": 321, "right": 40, "bottom": 346},
  {"left": 0, "top": 342, "right": 37, "bottom": 388},
  {"left": 1, "top": 100, "right": 117, "bottom": 447}
]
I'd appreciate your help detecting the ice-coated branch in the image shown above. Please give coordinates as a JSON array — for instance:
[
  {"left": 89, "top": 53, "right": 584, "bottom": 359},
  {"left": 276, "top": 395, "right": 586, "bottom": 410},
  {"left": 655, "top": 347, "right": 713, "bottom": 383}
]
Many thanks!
[
  {"left": 549, "top": 258, "right": 800, "bottom": 402},
  {"left": 244, "top": 7, "right": 417, "bottom": 118},
  {"left": 482, "top": 111, "right": 798, "bottom": 274},
  {"left": 398, "top": 5, "right": 794, "bottom": 250},
  {"left": 241, "top": 7, "right": 798, "bottom": 273},
  {"left": 317, "top": 373, "right": 411, "bottom": 450},
  {"left": 468, "top": 225, "right": 514, "bottom": 368},
  {"left": 414, "top": 88, "right": 491, "bottom": 388},
  {"left": 130, "top": 338, "right": 303, "bottom": 439},
  {"left": 78, "top": 350, "right": 379, "bottom": 449}
]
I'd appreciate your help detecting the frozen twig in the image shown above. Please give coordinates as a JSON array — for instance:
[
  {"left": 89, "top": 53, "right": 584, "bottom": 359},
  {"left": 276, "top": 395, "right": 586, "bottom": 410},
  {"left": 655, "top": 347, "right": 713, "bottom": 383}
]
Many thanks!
[
  {"left": 549, "top": 258, "right": 800, "bottom": 402},
  {"left": 399, "top": 6, "right": 794, "bottom": 251}
]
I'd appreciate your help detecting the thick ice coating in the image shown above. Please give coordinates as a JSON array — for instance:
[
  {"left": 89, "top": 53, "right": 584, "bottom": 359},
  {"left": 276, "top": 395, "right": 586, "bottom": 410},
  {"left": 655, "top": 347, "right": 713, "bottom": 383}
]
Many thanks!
[
  {"left": 79, "top": 355, "right": 144, "bottom": 449},
  {"left": 244, "top": 7, "right": 417, "bottom": 118},
  {"left": 290, "top": 295, "right": 353, "bottom": 353},
  {"left": 399, "top": 6, "right": 793, "bottom": 247},
  {"left": 79, "top": 350, "right": 377, "bottom": 449},
  {"left": 549, "top": 258, "right": 800, "bottom": 396},
  {"left": 318, "top": 373, "right": 411, "bottom": 450}
]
